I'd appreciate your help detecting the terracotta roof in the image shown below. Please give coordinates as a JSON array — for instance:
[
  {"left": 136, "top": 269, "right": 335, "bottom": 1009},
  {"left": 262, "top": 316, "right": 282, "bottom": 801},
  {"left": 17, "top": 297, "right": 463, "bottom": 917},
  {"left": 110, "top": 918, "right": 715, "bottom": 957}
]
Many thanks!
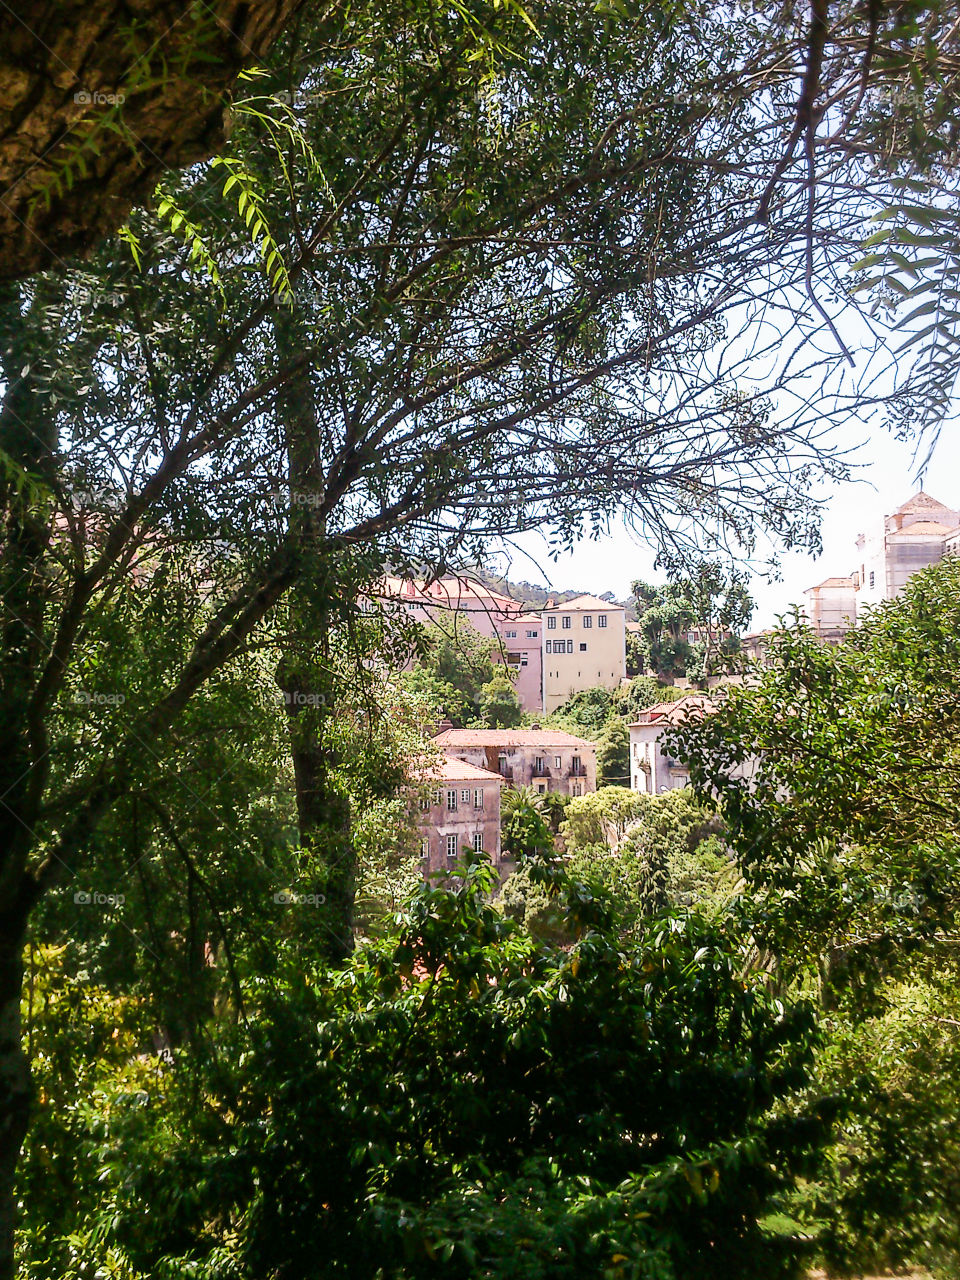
[
  {"left": 629, "top": 694, "right": 712, "bottom": 727},
  {"left": 421, "top": 758, "right": 506, "bottom": 783},
  {"left": 544, "top": 593, "right": 624, "bottom": 612},
  {"left": 895, "top": 490, "right": 952, "bottom": 515},
  {"left": 888, "top": 519, "right": 953, "bottom": 536},
  {"left": 434, "top": 728, "right": 595, "bottom": 749}
]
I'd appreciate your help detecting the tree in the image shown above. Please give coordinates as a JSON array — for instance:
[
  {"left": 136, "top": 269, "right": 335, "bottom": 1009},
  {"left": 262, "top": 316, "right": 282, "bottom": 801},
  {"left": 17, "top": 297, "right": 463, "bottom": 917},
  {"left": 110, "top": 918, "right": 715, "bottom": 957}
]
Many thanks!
[
  {"left": 670, "top": 556, "right": 960, "bottom": 1275},
  {"left": 670, "top": 556, "right": 960, "bottom": 986},
  {"left": 0, "top": 0, "right": 304, "bottom": 279},
  {"left": 631, "top": 565, "right": 754, "bottom": 683},
  {"left": 500, "top": 786, "right": 554, "bottom": 861},
  {"left": 550, "top": 686, "right": 613, "bottom": 737},
  {"left": 596, "top": 717, "right": 630, "bottom": 788},
  {"left": 478, "top": 672, "right": 524, "bottom": 728},
  {"left": 2, "top": 0, "right": 955, "bottom": 1261},
  {"left": 20, "top": 858, "right": 830, "bottom": 1280},
  {"left": 561, "top": 787, "right": 647, "bottom": 852},
  {"left": 414, "top": 624, "right": 497, "bottom": 726}
]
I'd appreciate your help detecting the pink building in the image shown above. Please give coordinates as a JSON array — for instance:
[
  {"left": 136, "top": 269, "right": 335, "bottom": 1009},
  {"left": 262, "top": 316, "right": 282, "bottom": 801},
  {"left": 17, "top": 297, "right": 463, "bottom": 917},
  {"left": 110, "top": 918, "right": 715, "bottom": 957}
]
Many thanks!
[
  {"left": 433, "top": 727, "right": 596, "bottom": 798},
  {"left": 416, "top": 757, "right": 504, "bottom": 876},
  {"left": 380, "top": 576, "right": 543, "bottom": 711}
]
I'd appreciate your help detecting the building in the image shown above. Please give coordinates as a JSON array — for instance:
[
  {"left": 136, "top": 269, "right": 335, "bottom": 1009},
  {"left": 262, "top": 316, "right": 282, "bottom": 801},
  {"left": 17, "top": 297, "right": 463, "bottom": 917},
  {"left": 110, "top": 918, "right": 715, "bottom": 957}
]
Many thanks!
[
  {"left": 416, "top": 757, "right": 504, "bottom": 876},
  {"left": 854, "top": 490, "right": 960, "bottom": 611},
  {"left": 434, "top": 726, "right": 597, "bottom": 797},
  {"left": 802, "top": 576, "right": 858, "bottom": 643},
  {"left": 799, "top": 491, "right": 960, "bottom": 641},
  {"left": 379, "top": 576, "right": 543, "bottom": 711},
  {"left": 541, "top": 594, "right": 626, "bottom": 714},
  {"left": 629, "top": 695, "right": 710, "bottom": 793}
]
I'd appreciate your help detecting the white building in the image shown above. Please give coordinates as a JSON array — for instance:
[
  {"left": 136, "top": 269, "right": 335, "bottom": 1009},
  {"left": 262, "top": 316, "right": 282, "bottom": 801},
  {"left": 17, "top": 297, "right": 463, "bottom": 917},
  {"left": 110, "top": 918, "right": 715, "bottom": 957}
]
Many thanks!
[{"left": 629, "top": 696, "right": 710, "bottom": 793}]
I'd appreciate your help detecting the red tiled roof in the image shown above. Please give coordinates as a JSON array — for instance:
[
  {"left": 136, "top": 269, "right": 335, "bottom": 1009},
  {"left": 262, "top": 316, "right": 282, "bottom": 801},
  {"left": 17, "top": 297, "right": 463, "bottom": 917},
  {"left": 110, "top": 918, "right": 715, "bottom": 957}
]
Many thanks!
[
  {"left": 544, "top": 593, "right": 624, "bottom": 612},
  {"left": 433, "top": 728, "right": 595, "bottom": 749},
  {"left": 895, "top": 490, "right": 952, "bottom": 515},
  {"left": 888, "top": 519, "right": 953, "bottom": 536},
  {"left": 629, "top": 694, "right": 712, "bottom": 727},
  {"left": 421, "top": 758, "right": 506, "bottom": 783}
]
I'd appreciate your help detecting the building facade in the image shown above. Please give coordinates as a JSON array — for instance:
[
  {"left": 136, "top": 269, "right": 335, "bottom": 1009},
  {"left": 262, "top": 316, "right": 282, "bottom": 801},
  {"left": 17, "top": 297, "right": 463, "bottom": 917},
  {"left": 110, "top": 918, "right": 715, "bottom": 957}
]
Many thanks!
[
  {"left": 629, "top": 696, "right": 709, "bottom": 793},
  {"left": 802, "top": 576, "right": 858, "bottom": 643},
  {"left": 803, "top": 491, "right": 960, "bottom": 640},
  {"left": 416, "top": 757, "right": 504, "bottom": 876},
  {"left": 379, "top": 576, "right": 543, "bottom": 711},
  {"left": 541, "top": 594, "right": 626, "bottom": 714},
  {"left": 434, "top": 727, "right": 596, "bottom": 798}
]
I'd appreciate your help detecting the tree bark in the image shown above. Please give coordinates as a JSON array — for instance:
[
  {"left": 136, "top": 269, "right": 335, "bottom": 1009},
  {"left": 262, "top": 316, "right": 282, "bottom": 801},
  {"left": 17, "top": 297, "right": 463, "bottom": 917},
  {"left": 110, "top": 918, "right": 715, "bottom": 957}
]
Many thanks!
[
  {"left": 0, "top": 0, "right": 304, "bottom": 280},
  {"left": 272, "top": 308, "right": 356, "bottom": 964},
  {"left": 0, "top": 912, "right": 30, "bottom": 1280}
]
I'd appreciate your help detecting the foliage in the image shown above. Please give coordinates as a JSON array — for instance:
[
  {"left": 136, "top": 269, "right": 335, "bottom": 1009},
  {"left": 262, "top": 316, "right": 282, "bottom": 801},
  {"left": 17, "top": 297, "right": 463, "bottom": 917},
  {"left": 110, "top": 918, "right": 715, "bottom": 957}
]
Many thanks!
[
  {"left": 613, "top": 676, "right": 683, "bottom": 721},
  {"left": 596, "top": 717, "right": 631, "bottom": 787},
  {"left": 670, "top": 557, "right": 960, "bottom": 987},
  {"left": 21, "top": 858, "right": 830, "bottom": 1280},
  {"left": 478, "top": 672, "right": 524, "bottom": 728},
  {"left": 500, "top": 786, "right": 554, "bottom": 860},
  {"left": 549, "top": 686, "right": 614, "bottom": 737},
  {"left": 631, "top": 566, "right": 753, "bottom": 683},
  {"left": 561, "top": 787, "right": 648, "bottom": 852},
  {"left": 564, "top": 789, "right": 729, "bottom": 930},
  {"left": 413, "top": 624, "right": 497, "bottom": 727}
]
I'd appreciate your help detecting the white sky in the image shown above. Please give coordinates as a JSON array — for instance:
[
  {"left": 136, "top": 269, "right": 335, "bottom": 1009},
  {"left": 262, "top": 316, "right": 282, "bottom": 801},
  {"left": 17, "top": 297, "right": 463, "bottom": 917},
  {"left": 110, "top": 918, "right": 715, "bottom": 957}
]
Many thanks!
[{"left": 504, "top": 422, "right": 960, "bottom": 629}]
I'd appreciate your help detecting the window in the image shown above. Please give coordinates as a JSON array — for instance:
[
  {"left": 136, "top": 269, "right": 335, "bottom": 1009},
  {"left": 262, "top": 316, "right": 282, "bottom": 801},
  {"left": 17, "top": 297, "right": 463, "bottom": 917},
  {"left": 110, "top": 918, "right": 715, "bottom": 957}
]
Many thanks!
[
  {"left": 562, "top": 615, "right": 572, "bottom": 629},
  {"left": 526, "top": 629, "right": 537, "bottom": 638},
  {"left": 579, "top": 642, "right": 587, "bottom": 652},
  {"left": 498, "top": 753, "right": 508, "bottom": 776},
  {"left": 598, "top": 615, "right": 607, "bottom": 628},
  {"left": 433, "top": 789, "right": 442, "bottom": 805},
  {"left": 447, "top": 789, "right": 457, "bottom": 811},
  {"left": 534, "top": 755, "right": 544, "bottom": 773},
  {"left": 572, "top": 783, "right": 582, "bottom": 797},
  {"left": 554, "top": 755, "right": 562, "bottom": 769},
  {"left": 869, "top": 570, "right": 875, "bottom": 589},
  {"left": 583, "top": 616, "right": 592, "bottom": 628},
  {"left": 505, "top": 629, "right": 517, "bottom": 638},
  {"left": 474, "top": 789, "right": 483, "bottom": 808},
  {"left": 446, "top": 834, "right": 458, "bottom": 861},
  {"left": 547, "top": 616, "right": 556, "bottom": 630},
  {"left": 419, "top": 794, "right": 430, "bottom": 812},
  {"left": 473, "top": 831, "right": 483, "bottom": 852},
  {"left": 566, "top": 639, "right": 574, "bottom": 654},
  {"left": 572, "top": 755, "right": 581, "bottom": 774},
  {"left": 461, "top": 789, "right": 470, "bottom": 804},
  {"left": 537, "top": 783, "right": 546, "bottom": 794},
  {"left": 421, "top": 838, "right": 429, "bottom": 860},
  {"left": 521, "top": 654, "right": 528, "bottom": 666}
]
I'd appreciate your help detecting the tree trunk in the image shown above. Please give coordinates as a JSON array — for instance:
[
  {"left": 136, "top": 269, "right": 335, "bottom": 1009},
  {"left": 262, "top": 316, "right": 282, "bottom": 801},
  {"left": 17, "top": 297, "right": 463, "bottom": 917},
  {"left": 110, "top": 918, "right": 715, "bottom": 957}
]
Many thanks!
[
  {"left": 272, "top": 308, "right": 356, "bottom": 964},
  {"left": 0, "top": 0, "right": 305, "bottom": 280},
  {"left": 0, "top": 916, "right": 30, "bottom": 1280}
]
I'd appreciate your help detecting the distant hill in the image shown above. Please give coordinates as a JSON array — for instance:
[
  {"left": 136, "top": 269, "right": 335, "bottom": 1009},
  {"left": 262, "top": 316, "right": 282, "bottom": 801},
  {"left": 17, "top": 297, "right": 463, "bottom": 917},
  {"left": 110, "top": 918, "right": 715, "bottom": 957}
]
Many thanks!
[{"left": 469, "top": 568, "right": 637, "bottom": 621}]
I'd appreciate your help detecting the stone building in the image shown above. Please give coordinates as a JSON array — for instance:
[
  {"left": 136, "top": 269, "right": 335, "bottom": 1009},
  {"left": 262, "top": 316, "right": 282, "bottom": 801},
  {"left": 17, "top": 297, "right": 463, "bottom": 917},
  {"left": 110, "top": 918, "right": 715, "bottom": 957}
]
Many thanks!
[
  {"left": 434, "top": 726, "right": 596, "bottom": 798},
  {"left": 416, "top": 756, "right": 504, "bottom": 876}
]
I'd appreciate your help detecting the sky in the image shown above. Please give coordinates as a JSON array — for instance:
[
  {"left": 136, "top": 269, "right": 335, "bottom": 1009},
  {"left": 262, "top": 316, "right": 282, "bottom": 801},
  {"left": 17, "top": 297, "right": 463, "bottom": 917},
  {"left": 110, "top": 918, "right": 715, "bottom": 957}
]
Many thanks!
[{"left": 502, "top": 421, "right": 960, "bottom": 630}]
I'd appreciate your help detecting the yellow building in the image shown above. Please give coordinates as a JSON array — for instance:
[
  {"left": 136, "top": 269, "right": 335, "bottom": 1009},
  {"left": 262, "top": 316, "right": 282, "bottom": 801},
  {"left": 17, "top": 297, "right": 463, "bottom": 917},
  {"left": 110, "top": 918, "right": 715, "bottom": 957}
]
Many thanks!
[{"left": 541, "top": 594, "right": 626, "bottom": 713}]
